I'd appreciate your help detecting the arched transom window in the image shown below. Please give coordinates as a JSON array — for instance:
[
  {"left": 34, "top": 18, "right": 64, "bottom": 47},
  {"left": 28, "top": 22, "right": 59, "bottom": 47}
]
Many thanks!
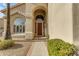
[{"left": 14, "top": 18, "right": 26, "bottom": 33}]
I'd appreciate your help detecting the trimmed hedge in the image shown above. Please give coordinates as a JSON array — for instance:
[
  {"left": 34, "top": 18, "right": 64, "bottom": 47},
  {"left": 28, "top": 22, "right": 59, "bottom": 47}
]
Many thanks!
[
  {"left": 0, "top": 40, "right": 14, "bottom": 50},
  {"left": 48, "top": 39, "right": 77, "bottom": 56}
]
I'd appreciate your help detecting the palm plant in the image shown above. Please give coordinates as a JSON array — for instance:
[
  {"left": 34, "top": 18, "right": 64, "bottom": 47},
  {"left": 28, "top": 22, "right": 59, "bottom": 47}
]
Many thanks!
[{"left": 5, "top": 3, "right": 12, "bottom": 39}]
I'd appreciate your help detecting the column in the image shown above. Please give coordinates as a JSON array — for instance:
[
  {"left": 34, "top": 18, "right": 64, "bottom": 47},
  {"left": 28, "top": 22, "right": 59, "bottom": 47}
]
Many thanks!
[{"left": 48, "top": 3, "right": 73, "bottom": 43}]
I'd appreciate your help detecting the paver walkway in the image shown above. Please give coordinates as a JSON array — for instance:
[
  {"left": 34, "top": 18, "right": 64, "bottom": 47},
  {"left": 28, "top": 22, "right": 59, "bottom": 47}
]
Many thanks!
[{"left": 27, "top": 41, "right": 48, "bottom": 56}]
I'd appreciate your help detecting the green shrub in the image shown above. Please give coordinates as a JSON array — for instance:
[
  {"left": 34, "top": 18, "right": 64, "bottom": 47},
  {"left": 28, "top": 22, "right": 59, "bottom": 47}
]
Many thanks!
[
  {"left": 48, "top": 39, "right": 77, "bottom": 56},
  {"left": 0, "top": 40, "right": 14, "bottom": 50}
]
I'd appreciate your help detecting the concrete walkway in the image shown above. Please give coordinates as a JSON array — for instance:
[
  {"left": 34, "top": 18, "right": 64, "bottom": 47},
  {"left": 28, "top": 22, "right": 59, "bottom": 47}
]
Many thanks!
[{"left": 27, "top": 41, "right": 48, "bottom": 56}]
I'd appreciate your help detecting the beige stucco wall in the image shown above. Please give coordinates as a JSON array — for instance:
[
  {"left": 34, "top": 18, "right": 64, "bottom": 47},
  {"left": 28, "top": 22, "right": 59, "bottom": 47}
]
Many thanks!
[
  {"left": 25, "top": 18, "right": 33, "bottom": 39},
  {"left": 73, "top": 4, "right": 79, "bottom": 46},
  {"left": 48, "top": 3, "right": 73, "bottom": 43}
]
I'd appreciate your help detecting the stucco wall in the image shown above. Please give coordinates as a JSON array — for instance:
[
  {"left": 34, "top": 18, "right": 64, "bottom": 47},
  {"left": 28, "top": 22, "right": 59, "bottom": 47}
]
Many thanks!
[
  {"left": 48, "top": 3, "right": 73, "bottom": 43},
  {"left": 73, "top": 4, "right": 79, "bottom": 46}
]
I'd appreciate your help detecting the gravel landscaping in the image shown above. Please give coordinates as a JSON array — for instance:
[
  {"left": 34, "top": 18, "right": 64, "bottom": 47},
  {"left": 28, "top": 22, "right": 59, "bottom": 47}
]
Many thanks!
[{"left": 0, "top": 41, "right": 32, "bottom": 56}]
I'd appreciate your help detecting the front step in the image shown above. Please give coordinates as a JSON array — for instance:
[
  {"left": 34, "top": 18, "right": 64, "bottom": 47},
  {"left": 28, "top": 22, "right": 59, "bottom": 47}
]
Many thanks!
[{"left": 34, "top": 37, "right": 48, "bottom": 40}]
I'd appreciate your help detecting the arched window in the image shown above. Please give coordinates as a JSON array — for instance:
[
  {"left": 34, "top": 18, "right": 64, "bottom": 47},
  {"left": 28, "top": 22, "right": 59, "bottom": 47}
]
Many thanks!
[{"left": 14, "top": 18, "right": 25, "bottom": 33}]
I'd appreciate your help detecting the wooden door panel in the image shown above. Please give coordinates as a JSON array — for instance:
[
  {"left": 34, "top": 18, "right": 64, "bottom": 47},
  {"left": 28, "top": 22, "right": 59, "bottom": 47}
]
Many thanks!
[{"left": 38, "top": 23, "right": 42, "bottom": 35}]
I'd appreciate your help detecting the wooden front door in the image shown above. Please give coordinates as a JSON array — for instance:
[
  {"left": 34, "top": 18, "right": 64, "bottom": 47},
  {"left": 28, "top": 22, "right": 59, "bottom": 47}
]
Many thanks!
[{"left": 37, "top": 23, "right": 42, "bottom": 36}]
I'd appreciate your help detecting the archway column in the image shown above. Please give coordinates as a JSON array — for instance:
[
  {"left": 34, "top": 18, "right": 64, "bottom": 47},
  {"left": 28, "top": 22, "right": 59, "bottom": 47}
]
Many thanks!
[{"left": 25, "top": 18, "right": 33, "bottom": 39}]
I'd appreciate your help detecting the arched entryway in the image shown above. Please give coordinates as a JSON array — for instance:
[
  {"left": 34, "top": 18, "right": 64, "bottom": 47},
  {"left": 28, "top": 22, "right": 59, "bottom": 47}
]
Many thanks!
[
  {"left": 33, "top": 8, "right": 47, "bottom": 37},
  {"left": 35, "top": 15, "right": 44, "bottom": 36}
]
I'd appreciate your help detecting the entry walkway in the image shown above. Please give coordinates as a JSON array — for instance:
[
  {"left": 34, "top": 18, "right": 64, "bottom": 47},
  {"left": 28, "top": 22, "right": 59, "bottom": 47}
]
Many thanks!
[{"left": 27, "top": 40, "right": 48, "bottom": 56}]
